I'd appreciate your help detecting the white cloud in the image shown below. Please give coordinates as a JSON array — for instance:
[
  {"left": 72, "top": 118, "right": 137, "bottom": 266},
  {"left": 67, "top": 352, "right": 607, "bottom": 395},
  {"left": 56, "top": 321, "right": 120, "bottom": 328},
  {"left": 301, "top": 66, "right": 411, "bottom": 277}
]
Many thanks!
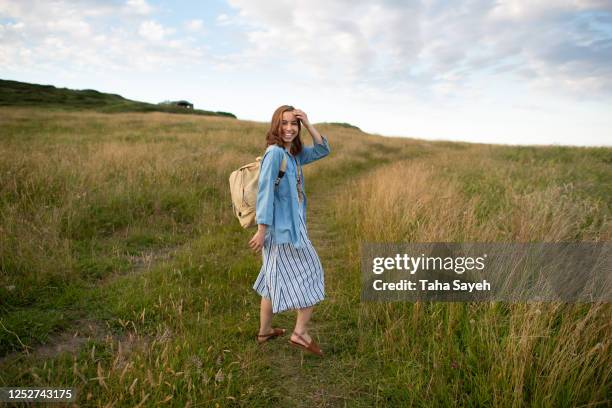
[
  {"left": 489, "top": 0, "right": 612, "bottom": 21},
  {"left": 185, "top": 19, "right": 205, "bottom": 33},
  {"left": 138, "top": 20, "right": 174, "bottom": 41},
  {"left": 125, "top": 0, "right": 153, "bottom": 15},
  {"left": 46, "top": 18, "right": 91, "bottom": 37},
  {"left": 226, "top": 0, "right": 612, "bottom": 100},
  {"left": 216, "top": 13, "right": 231, "bottom": 26},
  {"left": 0, "top": 0, "right": 206, "bottom": 73}
]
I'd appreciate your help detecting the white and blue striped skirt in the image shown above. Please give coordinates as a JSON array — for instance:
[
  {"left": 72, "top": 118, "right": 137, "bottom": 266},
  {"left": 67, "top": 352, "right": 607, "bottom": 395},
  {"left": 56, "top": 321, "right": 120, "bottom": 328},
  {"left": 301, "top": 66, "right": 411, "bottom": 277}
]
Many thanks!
[{"left": 253, "top": 204, "right": 325, "bottom": 314}]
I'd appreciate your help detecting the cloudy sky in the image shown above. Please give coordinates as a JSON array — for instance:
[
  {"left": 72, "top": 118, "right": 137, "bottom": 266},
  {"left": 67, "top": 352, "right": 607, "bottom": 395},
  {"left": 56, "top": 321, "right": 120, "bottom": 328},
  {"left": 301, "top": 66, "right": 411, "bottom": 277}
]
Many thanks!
[{"left": 1, "top": 0, "right": 611, "bottom": 146}]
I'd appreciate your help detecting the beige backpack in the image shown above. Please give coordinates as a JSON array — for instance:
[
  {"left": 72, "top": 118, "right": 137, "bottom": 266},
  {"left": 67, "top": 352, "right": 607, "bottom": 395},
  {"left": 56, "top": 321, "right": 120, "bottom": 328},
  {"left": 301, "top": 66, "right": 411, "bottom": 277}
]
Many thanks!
[{"left": 229, "top": 153, "right": 287, "bottom": 228}]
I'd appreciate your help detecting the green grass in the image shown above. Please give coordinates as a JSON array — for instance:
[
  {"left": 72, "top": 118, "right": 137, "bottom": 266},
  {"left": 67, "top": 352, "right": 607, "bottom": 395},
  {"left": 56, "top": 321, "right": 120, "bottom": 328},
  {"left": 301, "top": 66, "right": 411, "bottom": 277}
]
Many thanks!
[
  {"left": 317, "top": 122, "right": 362, "bottom": 131},
  {"left": 0, "top": 106, "right": 610, "bottom": 406}
]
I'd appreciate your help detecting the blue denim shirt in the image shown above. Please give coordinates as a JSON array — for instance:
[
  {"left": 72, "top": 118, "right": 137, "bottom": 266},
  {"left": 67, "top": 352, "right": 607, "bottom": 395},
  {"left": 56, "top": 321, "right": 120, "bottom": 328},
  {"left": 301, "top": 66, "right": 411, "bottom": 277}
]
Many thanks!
[{"left": 256, "top": 135, "right": 331, "bottom": 248}]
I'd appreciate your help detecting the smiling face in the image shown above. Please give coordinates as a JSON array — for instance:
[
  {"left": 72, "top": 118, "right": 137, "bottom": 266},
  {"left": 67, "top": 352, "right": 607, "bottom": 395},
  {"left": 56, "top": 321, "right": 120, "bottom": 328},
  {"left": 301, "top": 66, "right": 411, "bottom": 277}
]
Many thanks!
[{"left": 280, "top": 111, "right": 299, "bottom": 148}]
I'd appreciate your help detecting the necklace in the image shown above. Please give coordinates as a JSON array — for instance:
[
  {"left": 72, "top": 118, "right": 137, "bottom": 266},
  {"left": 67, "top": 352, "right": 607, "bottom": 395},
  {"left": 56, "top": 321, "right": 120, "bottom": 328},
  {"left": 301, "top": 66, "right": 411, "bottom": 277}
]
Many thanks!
[
  {"left": 285, "top": 147, "right": 304, "bottom": 204},
  {"left": 292, "top": 155, "right": 304, "bottom": 204}
]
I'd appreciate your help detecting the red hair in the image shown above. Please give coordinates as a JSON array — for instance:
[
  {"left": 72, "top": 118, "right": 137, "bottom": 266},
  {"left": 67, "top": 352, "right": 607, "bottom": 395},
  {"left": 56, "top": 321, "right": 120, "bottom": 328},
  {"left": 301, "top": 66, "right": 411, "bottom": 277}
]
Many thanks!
[{"left": 266, "top": 105, "right": 303, "bottom": 156}]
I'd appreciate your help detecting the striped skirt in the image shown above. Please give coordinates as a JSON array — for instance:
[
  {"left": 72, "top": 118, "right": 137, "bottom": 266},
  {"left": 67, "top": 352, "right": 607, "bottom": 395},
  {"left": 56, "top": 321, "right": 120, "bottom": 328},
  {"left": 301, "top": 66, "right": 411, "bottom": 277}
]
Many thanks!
[{"left": 253, "top": 203, "right": 325, "bottom": 314}]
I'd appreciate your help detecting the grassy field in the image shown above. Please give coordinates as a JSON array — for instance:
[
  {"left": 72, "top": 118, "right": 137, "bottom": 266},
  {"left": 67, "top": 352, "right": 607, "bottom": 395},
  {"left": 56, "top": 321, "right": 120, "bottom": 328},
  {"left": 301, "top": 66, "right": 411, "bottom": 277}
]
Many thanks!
[{"left": 0, "top": 106, "right": 610, "bottom": 406}]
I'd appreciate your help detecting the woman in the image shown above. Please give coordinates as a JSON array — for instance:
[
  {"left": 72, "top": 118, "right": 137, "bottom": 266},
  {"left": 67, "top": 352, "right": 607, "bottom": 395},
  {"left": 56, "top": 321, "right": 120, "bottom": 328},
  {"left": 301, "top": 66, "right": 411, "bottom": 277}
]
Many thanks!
[{"left": 248, "top": 105, "right": 331, "bottom": 357}]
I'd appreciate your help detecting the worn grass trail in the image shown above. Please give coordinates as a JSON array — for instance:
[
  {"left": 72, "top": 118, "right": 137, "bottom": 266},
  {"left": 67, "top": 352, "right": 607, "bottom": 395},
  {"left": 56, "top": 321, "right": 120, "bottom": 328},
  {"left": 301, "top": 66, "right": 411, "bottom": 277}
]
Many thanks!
[
  {"left": 252, "top": 144, "right": 427, "bottom": 407},
  {"left": 252, "top": 180, "right": 351, "bottom": 407}
]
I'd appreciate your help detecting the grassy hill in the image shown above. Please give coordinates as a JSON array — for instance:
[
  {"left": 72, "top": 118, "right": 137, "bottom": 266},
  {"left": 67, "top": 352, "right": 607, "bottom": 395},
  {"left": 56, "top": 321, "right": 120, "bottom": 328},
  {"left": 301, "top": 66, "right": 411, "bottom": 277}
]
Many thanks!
[
  {"left": 0, "top": 79, "right": 236, "bottom": 118},
  {"left": 0, "top": 105, "right": 610, "bottom": 406}
]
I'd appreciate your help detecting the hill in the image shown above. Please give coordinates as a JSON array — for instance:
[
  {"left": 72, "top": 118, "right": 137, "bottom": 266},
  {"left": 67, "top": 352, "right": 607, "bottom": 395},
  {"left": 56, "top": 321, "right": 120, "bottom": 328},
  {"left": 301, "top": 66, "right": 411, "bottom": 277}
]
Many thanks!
[
  {"left": 0, "top": 79, "right": 236, "bottom": 118},
  {"left": 318, "top": 121, "right": 362, "bottom": 131}
]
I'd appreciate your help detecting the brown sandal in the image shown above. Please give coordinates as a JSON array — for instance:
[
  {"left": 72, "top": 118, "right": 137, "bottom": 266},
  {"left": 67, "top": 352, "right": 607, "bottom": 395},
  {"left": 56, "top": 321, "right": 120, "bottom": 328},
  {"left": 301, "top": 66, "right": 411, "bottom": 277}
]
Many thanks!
[
  {"left": 289, "top": 332, "right": 323, "bottom": 357},
  {"left": 256, "top": 328, "right": 286, "bottom": 344}
]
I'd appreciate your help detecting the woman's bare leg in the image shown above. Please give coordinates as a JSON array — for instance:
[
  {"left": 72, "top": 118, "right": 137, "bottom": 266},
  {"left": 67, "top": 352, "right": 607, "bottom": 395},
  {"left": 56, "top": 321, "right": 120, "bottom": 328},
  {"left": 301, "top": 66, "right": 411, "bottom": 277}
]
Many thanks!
[
  {"left": 292, "top": 306, "right": 314, "bottom": 345},
  {"left": 259, "top": 297, "right": 274, "bottom": 335}
]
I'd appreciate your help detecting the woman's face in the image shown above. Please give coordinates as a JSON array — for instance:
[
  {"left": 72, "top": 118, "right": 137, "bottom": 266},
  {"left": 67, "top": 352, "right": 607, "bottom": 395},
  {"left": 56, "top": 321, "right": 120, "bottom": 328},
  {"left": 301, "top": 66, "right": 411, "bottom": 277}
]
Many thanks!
[{"left": 280, "top": 111, "right": 299, "bottom": 145}]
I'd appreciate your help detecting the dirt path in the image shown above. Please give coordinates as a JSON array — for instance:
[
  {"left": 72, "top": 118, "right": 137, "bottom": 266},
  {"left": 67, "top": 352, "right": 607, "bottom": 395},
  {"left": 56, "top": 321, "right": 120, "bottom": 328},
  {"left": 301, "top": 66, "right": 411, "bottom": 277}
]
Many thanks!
[
  {"left": 256, "top": 187, "right": 346, "bottom": 407},
  {"left": 0, "top": 245, "right": 181, "bottom": 366},
  {"left": 259, "top": 148, "right": 408, "bottom": 407}
]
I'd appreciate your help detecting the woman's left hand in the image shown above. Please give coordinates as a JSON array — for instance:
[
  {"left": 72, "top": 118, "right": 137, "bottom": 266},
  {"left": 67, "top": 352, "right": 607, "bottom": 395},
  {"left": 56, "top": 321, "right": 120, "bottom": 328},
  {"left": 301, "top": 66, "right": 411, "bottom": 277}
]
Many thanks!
[
  {"left": 249, "top": 229, "right": 265, "bottom": 253},
  {"left": 293, "top": 109, "right": 311, "bottom": 127}
]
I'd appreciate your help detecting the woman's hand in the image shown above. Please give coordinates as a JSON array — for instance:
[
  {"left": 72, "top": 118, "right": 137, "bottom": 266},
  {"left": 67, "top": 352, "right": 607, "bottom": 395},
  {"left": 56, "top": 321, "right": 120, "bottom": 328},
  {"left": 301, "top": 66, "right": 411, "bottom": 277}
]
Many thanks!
[
  {"left": 249, "top": 229, "right": 265, "bottom": 253},
  {"left": 294, "top": 108, "right": 324, "bottom": 145},
  {"left": 293, "top": 109, "right": 311, "bottom": 127}
]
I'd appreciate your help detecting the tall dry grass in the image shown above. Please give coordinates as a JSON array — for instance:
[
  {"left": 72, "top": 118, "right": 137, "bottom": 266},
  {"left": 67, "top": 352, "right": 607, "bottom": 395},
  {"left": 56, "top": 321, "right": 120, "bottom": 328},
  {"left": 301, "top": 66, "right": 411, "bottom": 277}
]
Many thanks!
[
  {"left": 332, "top": 146, "right": 611, "bottom": 405},
  {"left": 341, "top": 150, "right": 609, "bottom": 243}
]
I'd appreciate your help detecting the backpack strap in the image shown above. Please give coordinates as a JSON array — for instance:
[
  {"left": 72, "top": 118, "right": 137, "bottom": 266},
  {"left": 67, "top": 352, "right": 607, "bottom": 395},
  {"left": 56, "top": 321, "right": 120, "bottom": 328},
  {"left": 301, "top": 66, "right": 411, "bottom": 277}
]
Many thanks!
[
  {"left": 274, "top": 156, "right": 287, "bottom": 186},
  {"left": 262, "top": 146, "right": 288, "bottom": 187}
]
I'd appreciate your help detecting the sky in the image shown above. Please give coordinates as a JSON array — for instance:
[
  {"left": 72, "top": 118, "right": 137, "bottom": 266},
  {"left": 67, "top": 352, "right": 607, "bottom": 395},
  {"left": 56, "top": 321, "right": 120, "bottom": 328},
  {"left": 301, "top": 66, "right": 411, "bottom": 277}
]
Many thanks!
[{"left": 1, "top": 0, "right": 611, "bottom": 147}]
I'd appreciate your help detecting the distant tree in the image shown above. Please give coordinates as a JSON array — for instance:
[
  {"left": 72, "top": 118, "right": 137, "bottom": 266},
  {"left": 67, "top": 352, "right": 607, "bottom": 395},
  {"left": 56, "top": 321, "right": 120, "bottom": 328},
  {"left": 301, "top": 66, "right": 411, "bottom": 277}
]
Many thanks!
[{"left": 176, "top": 100, "right": 193, "bottom": 109}]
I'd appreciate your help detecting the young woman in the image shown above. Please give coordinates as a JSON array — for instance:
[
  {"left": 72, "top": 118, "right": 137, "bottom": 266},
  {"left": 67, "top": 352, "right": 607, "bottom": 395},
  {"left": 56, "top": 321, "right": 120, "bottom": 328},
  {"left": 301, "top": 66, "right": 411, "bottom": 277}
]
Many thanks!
[{"left": 248, "top": 105, "right": 331, "bottom": 357}]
